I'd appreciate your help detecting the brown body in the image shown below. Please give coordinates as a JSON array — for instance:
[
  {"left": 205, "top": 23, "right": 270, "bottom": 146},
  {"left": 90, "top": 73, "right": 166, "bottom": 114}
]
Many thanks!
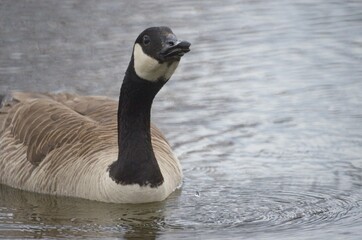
[{"left": 0, "top": 92, "right": 182, "bottom": 203}]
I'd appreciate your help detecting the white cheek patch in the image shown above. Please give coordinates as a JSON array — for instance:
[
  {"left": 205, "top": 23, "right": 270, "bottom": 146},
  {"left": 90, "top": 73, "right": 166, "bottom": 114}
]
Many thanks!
[{"left": 133, "top": 43, "right": 179, "bottom": 82}]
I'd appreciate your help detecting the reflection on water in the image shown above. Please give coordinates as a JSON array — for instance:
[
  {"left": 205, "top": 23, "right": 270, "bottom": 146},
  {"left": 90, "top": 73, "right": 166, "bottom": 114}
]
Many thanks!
[
  {"left": 0, "top": 184, "right": 170, "bottom": 239},
  {"left": 1, "top": 0, "right": 362, "bottom": 239}
]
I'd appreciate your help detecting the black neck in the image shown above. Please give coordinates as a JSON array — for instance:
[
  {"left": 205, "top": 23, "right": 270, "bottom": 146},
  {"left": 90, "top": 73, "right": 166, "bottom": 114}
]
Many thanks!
[{"left": 108, "top": 61, "right": 165, "bottom": 187}]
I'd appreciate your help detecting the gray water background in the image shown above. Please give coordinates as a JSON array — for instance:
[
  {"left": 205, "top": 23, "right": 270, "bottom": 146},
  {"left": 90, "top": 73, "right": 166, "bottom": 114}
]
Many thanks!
[{"left": 0, "top": 0, "right": 362, "bottom": 239}]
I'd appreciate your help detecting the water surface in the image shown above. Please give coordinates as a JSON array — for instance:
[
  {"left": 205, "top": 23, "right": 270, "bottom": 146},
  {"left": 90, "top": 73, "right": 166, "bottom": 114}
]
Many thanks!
[{"left": 0, "top": 0, "right": 362, "bottom": 239}]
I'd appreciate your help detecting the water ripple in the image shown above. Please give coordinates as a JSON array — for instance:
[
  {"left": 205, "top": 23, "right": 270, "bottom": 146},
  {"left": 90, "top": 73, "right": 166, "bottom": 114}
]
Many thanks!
[{"left": 1, "top": 0, "right": 362, "bottom": 239}]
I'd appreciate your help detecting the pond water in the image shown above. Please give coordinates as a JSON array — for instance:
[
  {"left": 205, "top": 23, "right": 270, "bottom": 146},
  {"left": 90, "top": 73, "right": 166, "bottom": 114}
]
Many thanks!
[{"left": 0, "top": 0, "right": 362, "bottom": 239}]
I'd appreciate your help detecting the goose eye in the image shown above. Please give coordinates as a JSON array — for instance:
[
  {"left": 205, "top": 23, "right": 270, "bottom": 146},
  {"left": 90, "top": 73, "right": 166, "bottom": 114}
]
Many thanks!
[{"left": 143, "top": 35, "right": 151, "bottom": 46}]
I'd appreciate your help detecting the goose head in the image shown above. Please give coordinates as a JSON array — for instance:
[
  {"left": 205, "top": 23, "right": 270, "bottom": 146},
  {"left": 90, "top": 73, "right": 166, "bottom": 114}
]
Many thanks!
[{"left": 132, "top": 26, "right": 191, "bottom": 82}]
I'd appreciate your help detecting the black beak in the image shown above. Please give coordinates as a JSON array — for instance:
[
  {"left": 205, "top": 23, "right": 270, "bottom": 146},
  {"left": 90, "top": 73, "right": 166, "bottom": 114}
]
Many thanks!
[{"left": 159, "top": 39, "right": 191, "bottom": 62}]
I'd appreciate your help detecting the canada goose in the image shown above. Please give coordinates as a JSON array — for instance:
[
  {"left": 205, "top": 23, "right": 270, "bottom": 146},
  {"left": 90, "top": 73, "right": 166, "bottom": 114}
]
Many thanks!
[{"left": 0, "top": 26, "right": 191, "bottom": 203}]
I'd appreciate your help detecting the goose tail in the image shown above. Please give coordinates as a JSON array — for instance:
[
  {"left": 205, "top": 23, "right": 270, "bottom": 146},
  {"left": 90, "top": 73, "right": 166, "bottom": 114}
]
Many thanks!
[
  {"left": 0, "top": 92, "right": 13, "bottom": 131},
  {"left": 0, "top": 93, "right": 9, "bottom": 108}
]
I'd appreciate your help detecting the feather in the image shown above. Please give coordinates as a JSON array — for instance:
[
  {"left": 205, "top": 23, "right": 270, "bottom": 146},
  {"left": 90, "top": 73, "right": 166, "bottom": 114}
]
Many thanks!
[{"left": 0, "top": 92, "right": 182, "bottom": 203}]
